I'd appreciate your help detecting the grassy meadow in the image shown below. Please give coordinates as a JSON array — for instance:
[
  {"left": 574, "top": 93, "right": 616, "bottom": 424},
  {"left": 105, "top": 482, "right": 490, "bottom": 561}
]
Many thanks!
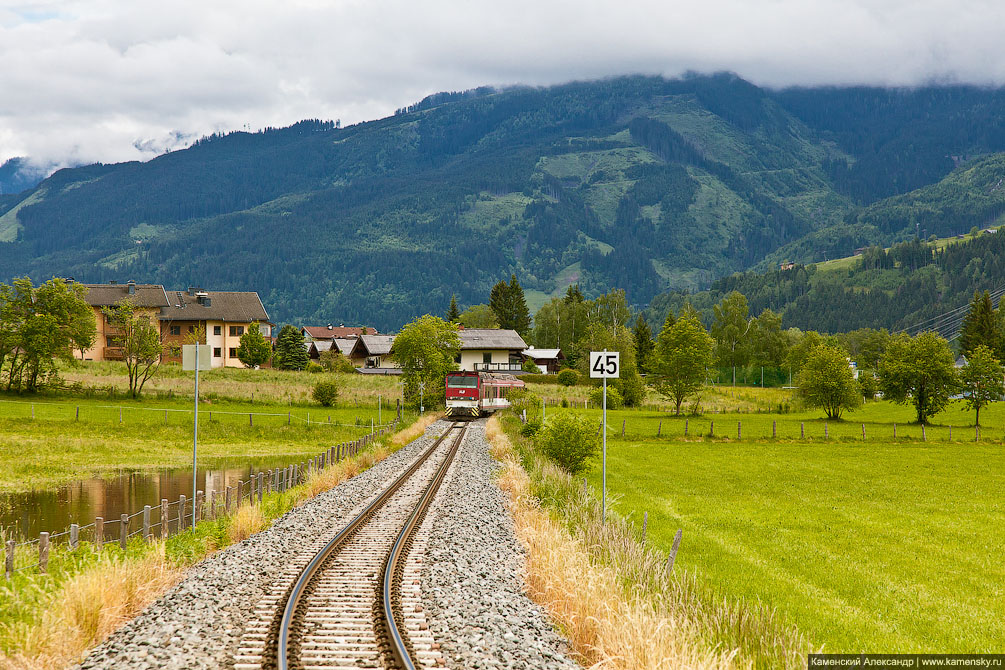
[
  {"left": 534, "top": 389, "right": 1005, "bottom": 652},
  {"left": 0, "top": 362, "right": 407, "bottom": 493}
]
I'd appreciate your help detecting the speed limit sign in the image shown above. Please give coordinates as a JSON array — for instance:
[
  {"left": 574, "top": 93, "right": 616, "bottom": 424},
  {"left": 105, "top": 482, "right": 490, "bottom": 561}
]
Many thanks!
[{"left": 589, "top": 351, "right": 620, "bottom": 378}]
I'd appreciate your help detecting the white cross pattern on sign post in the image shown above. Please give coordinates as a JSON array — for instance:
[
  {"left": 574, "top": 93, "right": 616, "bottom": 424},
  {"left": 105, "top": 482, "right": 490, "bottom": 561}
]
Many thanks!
[{"left": 589, "top": 351, "right": 619, "bottom": 524}]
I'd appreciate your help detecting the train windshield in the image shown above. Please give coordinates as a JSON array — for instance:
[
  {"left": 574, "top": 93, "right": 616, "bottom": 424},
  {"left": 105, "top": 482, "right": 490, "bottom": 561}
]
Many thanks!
[{"left": 447, "top": 375, "right": 478, "bottom": 388}]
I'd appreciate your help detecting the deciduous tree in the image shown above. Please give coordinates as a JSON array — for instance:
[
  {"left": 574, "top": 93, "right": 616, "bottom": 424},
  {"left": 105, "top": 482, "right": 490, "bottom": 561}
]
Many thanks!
[
  {"left": 649, "top": 310, "right": 714, "bottom": 415},
  {"left": 458, "top": 304, "right": 499, "bottom": 328},
  {"left": 391, "top": 315, "right": 461, "bottom": 407},
  {"left": 102, "top": 298, "right": 167, "bottom": 398},
  {"left": 879, "top": 332, "right": 958, "bottom": 424},
  {"left": 960, "top": 344, "right": 1003, "bottom": 427},
  {"left": 711, "top": 291, "right": 752, "bottom": 385},
  {"left": 795, "top": 344, "right": 861, "bottom": 419}
]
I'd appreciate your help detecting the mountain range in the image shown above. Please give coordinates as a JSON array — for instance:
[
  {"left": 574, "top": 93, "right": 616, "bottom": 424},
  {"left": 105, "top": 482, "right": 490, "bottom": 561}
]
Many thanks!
[{"left": 4, "top": 73, "right": 1005, "bottom": 331}]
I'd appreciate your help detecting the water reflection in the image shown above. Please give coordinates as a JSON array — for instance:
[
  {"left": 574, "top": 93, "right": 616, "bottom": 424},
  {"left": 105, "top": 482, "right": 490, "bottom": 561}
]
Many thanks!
[{"left": 0, "top": 456, "right": 303, "bottom": 542}]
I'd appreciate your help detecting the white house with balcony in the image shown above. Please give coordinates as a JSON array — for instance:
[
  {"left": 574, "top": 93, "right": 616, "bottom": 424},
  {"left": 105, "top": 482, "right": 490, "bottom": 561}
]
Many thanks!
[{"left": 458, "top": 328, "right": 527, "bottom": 372}]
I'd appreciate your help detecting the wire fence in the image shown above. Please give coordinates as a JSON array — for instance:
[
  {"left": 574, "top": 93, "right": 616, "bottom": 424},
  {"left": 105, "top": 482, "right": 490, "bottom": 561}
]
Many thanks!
[{"left": 3, "top": 419, "right": 399, "bottom": 579}]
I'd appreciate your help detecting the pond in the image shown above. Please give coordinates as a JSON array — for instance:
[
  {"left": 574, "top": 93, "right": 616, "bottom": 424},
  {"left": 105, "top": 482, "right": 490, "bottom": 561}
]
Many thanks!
[{"left": 0, "top": 455, "right": 303, "bottom": 543}]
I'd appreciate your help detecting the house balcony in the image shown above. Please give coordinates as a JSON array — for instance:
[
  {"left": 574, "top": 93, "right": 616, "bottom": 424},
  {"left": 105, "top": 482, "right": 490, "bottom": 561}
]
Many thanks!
[
  {"left": 103, "top": 346, "right": 125, "bottom": 361},
  {"left": 473, "top": 362, "right": 523, "bottom": 372}
]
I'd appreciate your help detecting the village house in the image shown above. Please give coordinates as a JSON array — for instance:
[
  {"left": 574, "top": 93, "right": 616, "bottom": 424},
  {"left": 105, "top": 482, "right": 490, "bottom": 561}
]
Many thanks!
[
  {"left": 78, "top": 281, "right": 171, "bottom": 361},
  {"left": 521, "top": 346, "right": 565, "bottom": 373},
  {"left": 301, "top": 325, "right": 377, "bottom": 342},
  {"left": 160, "top": 288, "right": 273, "bottom": 368},
  {"left": 351, "top": 334, "right": 398, "bottom": 371},
  {"left": 307, "top": 338, "right": 358, "bottom": 362},
  {"left": 459, "top": 329, "right": 527, "bottom": 372}
]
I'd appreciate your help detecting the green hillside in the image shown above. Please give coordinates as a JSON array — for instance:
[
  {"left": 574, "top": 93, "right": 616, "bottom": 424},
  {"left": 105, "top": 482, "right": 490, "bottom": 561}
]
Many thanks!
[{"left": 5, "top": 74, "right": 1005, "bottom": 329}]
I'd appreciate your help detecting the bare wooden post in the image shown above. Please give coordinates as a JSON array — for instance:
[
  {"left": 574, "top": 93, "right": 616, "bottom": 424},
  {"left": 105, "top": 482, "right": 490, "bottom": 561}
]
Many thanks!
[
  {"left": 95, "top": 517, "right": 104, "bottom": 548},
  {"left": 164, "top": 409, "right": 168, "bottom": 424},
  {"left": 196, "top": 491, "right": 204, "bottom": 521},
  {"left": 143, "top": 506, "right": 151, "bottom": 539},
  {"left": 666, "top": 529, "right": 682, "bottom": 574},
  {"left": 949, "top": 426, "right": 952, "bottom": 441},
  {"left": 801, "top": 422, "right": 805, "bottom": 439},
  {"left": 119, "top": 407, "right": 122, "bottom": 424},
  {"left": 249, "top": 413, "right": 253, "bottom": 427},
  {"left": 160, "top": 500, "right": 168, "bottom": 539},
  {"left": 684, "top": 419, "right": 689, "bottom": 436},
  {"left": 225, "top": 487, "right": 232, "bottom": 514},
  {"left": 5, "top": 540, "right": 13, "bottom": 579},
  {"left": 922, "top": 425, "right": 926, "bottom": 441},
  {"left": 772, "top": 420, "right": 777, "bottom": 438},
  {"left": 70, "top": 523, "right": 79, "bottom": 549},
  {"left": 258, "top": 473, "right": 264, "bottom": 503},
  {"left": 179, "top": 495, "right": 187, "bottom": 530},
  {"left": 657, "top": 421, "right": 662, "bottom": 437},
  {"left": 237, "top": 481, "right": 243, "bottom": 507},
  {"left": 976, "top": 425, "right": 979, "bottom": 443},
  {"left": 738, "top": 421, "right": 741, "bottom": 439},
  {"left": 824, "top": 423, "right": 828, "bottom": 439},
  {"left": 709, "top": 420, "right": 714, "bottom": 438},
  {"left": 76, "top": 406, "right": 80, "bottom": 420},
  {"left": 642, "top": 512, "right": 648, "bottom": 544},
  {"left": 287, "top": 412, "right": 291, "bottom": 425},
  {"left": 621, "top": 419, "right": 625, "bottom": 436},
  {"left": 893, "top": 423, "right": 897, "bottom": 438},
  {"left": 39, "top": 533, "right": 49, "bottom": 573},
  {"left": 119, "top": 514, "right": 128, "bottom": 549}
]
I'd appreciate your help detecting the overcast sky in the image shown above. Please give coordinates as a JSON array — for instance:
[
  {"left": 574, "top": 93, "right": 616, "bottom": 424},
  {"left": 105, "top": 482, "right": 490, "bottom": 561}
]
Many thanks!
[{"left": 2, "top": 0, "right": 1004, "bottom": 169}]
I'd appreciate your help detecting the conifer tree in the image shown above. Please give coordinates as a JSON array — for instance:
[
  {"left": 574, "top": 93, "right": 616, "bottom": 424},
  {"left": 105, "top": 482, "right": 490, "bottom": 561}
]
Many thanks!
[
  {"left": 488, "top": 275, "right": 531, "bottom": 336},
  {"left": 446, "top": 294, "right": 460, "bottom": 322},
  {"left": 633, "top": 314, "right": 654, "bottom": 373},
  {"left": 959, "top": 290, "right": 999, "bottom": 359},
  {"left": 274, "top": 324, "right": 308, "bottom": 370}
]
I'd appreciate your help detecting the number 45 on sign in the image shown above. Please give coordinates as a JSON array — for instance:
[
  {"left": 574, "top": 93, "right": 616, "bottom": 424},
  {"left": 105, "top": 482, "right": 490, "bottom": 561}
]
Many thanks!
[{"left": 589, "top": 351, "right": 620, "bottom": 378}]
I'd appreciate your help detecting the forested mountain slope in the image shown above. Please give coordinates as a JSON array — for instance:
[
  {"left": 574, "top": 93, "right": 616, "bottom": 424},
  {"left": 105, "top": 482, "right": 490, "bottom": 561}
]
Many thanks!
[
  {"left": 646, "top": 230, "right": 1005, "bottom": 337},
  {"left": 4, "top": 73, "right": 1005, "bottom": 329}
]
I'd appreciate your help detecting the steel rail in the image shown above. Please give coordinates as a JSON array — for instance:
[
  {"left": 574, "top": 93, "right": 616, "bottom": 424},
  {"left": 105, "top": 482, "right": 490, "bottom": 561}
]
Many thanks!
[
  {"left": 378, "top": 423, "right": 467, "bottom": 669},
  {"left": 268, "top": 422, "right": 462, "bottom": 670}
]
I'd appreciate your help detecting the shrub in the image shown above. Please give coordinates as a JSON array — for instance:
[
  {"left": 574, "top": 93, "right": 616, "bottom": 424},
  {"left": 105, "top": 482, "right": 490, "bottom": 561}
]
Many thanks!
[
  {"left": 305, "top": 361, "right": 323, "bottom": 374},
  {"left": 520, "top": 420, "right": 542, "bottom": 437},
  {"left": 588, "top": 386, "right": 623, "bottom": 410},
  {"left": 311, "top": 378, "right": 340, "bottom": 407},
  {"left": 319, "top": 348, "right": 356, "bottom": 373},
  {"left": 522, "top": 358, "right": 540, "bottom": 373},
  {"left": 557, "top": 368, "right": 578, "bottom": 386},
  {"left": 561, "top": 398, "right": 569, "bottom": 408},
  {"left": 534, "top": 413, "right": 599, "bottom": 474}
]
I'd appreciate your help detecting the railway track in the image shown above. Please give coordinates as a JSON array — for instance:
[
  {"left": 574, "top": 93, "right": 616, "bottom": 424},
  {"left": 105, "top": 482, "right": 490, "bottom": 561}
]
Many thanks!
[{"left": 234, "top": 421, "right": 466, "bottom": 670}]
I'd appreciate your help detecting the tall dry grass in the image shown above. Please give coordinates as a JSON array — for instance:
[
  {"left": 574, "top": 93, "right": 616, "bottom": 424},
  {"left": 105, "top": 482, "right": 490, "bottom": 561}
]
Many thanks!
[
  {"left": 227, "top": 504, "right": 267, "bottom": 543},
  {"left": 486, "top": 416, "right": 812, "bottom": 670},
  {"left": 389, "top": 413, "right": 439, "bottom": 447},
  {"left": 0, "top": 548, "right": 180, "bottom": 670}
]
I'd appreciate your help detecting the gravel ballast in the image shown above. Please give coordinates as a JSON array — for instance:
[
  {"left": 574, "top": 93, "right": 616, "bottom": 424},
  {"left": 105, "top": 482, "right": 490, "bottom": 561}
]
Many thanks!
[
  {"left": 419, "top": 421, "right": 578, "bottom": 670},
  {"left": 76, "top": 418, "right": 577, "bottom": 670}
]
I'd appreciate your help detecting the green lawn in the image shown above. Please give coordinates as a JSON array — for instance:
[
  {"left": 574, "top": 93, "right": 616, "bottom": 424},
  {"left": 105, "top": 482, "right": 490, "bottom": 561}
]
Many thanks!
[
  {"left": 0, "top": 395, "right": 398, "bottom": 493},
  {"left": 574, "top": 404, "right": 1005, "bottom": 651}
]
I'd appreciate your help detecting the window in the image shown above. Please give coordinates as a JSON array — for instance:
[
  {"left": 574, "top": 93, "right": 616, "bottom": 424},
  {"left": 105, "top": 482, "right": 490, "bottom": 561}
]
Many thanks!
[
  {"left": 105, "top": 336, "right": 116, "bottom": 347},
  {"left": 447, "top": 375, "right": 478, "bottom": 388},
  {"left": 169, "top": 325, "right": 181, "bottom": 336},
  {"left": 229, "top": 326, "right": 244, "bottom": 336},
  {"left": 213, "top": 347, "right": 221, "bottom": 358},
  {"left": 482, "top": 352, "right": 492, "bottom": 364},
  {"left": 213, "top": 325, "right": 221, "bottom": 336},
  {"left": 229, "top": 347, "right": 238, "bottom": 357},
  {"left": 258, "top": 323, "right": 270, "bottom": 337}
]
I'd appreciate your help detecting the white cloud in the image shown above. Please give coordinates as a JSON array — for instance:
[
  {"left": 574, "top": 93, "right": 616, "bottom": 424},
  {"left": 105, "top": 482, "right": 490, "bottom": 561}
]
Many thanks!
[{"left": 2, "top": 0, "right": 1004, "bottom": 167}]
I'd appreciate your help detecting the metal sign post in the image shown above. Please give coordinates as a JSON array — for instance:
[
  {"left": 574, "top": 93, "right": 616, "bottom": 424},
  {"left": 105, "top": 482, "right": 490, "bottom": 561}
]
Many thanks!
[
  {"left": 589, "top": 350, "right": 620, "bottom": 524},
  {"left": 418, "top": 381, "right": 425, "bottom": 414},
  {"left": 183, "top": 343, "right": 211, "bottom": 530}
]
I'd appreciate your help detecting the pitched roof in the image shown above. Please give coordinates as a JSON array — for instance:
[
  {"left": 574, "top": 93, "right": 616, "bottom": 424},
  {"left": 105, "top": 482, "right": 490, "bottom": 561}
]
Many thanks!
[
  {"left": 302, "top": 325, "right": 377, "bottom": 339},
  {"left": 523, "top": 348, "right": 563, "bottom": 360},
  {"left": 333, "top": 338, "right": 357, "bottom": 356},
  {"left": 359, "top": 334, "right": 396, "bottom": 356},
  {"left": 82, "top": 283, "right": 170, "bottom": 308},
  {"left": 459, "top": 329, "right": 527, "bottom": 350},
  {"left": 161, "top": 290, "right": 270, "bottom": 323}
]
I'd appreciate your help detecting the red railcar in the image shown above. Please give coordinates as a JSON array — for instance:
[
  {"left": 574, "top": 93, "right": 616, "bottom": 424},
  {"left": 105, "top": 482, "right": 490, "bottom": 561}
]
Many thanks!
[{"left": 444, "top": 371, "right": 525, "bottom": 418}]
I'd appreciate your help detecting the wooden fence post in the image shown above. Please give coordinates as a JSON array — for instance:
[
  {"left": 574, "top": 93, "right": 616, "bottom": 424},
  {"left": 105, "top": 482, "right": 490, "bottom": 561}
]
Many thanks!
[
  {"left": 236, "top": 482, "right": 243, "bottom": 507},
  {"left": 801, "top": 422, "right": 805, "bottom": 439},
  {"left": 258, "top": 473, "right": 264, "bottom": 503},
  {"left": 922, "top": 425, "right": 926, "bottom": 442},
  {"left": 824, "top": 423, "right": 828, "bottom": 439},
  {"left": 119, "top": 407, "right": 122, "bottom": 424},
  {"left": 225, "top": 487, "right": 232, "bottom": 514},
  {"left": 164, "top": 410, "right": 168, "bottom": 424},
  {"left": 657, "top": 421, "right": 662, "bottom": 437},
  {"left": 738, "top": 421, "right": 741, "bottom": 440},
  {"left": 684, "top": 419, "right": 688, "bottom": 436},
  {"left": 949, "top": 426, "right": 952, "bottom": 441},
  {"left": 5, "top": 540, "right": 13, "bottom": 579},
  {"left": 179, "top": 495, "right": 186, "bottom": 530},
  {"left": 642, "top": 512, "right": 648, "bottom": 544},
  {"left": 709, "top": 420, "right": 714, "bottom": 438},
  {"left": 143, "top": 506, "right": 151, "bottom": 539},
  {"left": 120, "top": 514, "right": 128, "bottom": 549},
  {"left": 976, "top": 425, "right": 979, "bottom": 443},
  {"left": 249, "top": 413, "right": 253, "bottom": 427},
  {"left": 666, "top": 529, "right": 682, "bottom": 574},
  {"left": 196, "top": 491, "right": 204, "bottom": 522},
  {"left": 893, "top": 423, "right": 897, "bottom": 439},
  {"left": 69, "top": 523, "right": 79, "bottom": 549},
  {"left": 862, "top": 424, "right": 866, "bottom": 440},
  {"left": 772, "top": 420, "right": 776, "bottom": 438},
  {"left": 95, "top": 517, "right": 104, "bottom": 548},
  {"left": 76, "top": 406, "right": 79, "bottom": 420},
  {"left": 160, "top": 500, "right": 168, "bottom": 539},
  {"left": 39, "top": 533, "right": 49, "bottom": 573},
  {"left": 621, "top": 419, "right": 625, "bottom": 437}
]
